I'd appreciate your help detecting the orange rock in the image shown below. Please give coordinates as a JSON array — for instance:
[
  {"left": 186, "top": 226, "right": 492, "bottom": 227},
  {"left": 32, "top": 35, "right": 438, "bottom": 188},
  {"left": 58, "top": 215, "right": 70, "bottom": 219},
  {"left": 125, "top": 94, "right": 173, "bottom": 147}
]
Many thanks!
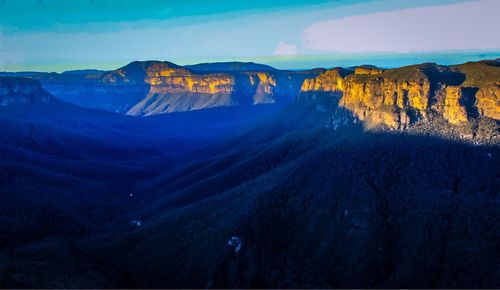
[
  {"left": 442, "top": 86, "right": 468, "bottom": 125},
  {"left": 298, "top": 63, "right": 498, "bottom": 129},
  {"left": 476, "top": 84, "right": 500, "bottom": 120}
]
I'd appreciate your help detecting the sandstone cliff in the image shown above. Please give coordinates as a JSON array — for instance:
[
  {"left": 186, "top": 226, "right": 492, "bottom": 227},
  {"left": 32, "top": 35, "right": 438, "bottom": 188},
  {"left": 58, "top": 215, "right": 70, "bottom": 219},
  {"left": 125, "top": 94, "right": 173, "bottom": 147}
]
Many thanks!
[
  {"left": 5, "top": 59, "right": 498, "bottom": 130},
  {"left": 102, "top": 61, "right": 318, "bottom": 116},
  {"left": 0, "top": 77, "right": 52, "bottom": 106},
  {"left": 298, "top": 61, "right": 500, "bottom": 133}
]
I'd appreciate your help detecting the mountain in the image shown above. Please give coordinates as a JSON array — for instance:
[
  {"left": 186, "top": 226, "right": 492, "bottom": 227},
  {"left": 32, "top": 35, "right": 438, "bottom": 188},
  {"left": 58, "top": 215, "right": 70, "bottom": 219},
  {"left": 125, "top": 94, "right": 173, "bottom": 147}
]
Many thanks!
[
  {"left": 0, "top": 76, "right": 288, "bottom": 287},
  {"left": 61, "top": 69, "right": 108, "bottom": 75},
  {"left": 78, "top": 105, "right": 499, "bottom": 288},
  {"left": 298, "top": 60, "right": 500, "bottom": 144},
  {"left": 0, "top": 76, "right": 282, "bottom": 156},
  {"left": 103, "top": 61, "right": 319, "bottom": 116},
  {"left": 6, "top": 60, "right": 497, "bottom": 127},
  {"left": 0, "top": 61, "right": 499, "bottom": 288},
  {"left": 4, "top": 61, "right": 319, "bottom": 115},
  {"left": 0, "top": 77, "right": 53, "bottom": 105},
  {"left": 185, "top": 61, "right": 277, "bottom": 72},
  {"left": 0, "top": 71, "right": 52, "bottom": 78},
  {"left": 32, "top": 69, "right": 148, "bottom": 113}
]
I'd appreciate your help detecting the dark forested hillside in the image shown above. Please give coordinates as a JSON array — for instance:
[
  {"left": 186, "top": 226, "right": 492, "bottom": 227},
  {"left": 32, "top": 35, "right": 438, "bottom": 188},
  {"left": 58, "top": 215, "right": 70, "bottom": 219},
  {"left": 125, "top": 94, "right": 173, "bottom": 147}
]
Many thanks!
[
  {"left": 0, "top": 61, "right": 498, "bottom": 288},
  {"left": 80, "top": 106, "right": 499, "bottom": 288}
]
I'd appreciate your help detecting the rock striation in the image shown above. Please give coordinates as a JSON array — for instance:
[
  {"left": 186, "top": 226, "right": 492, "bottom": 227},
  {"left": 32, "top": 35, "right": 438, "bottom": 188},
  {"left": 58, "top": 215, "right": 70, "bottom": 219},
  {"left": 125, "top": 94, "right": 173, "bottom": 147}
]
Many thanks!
[
  {"left": 3, "top": 59, "right": 498, "bottom": 130},
  {"left": 102, "top": 61, "right": 318, "bottom": 116},
  {"left": 298, "top": 61, "right": 500, "bottom": 131},
  {"left": 1, "top": 61, "right": 320, "bottom": 115}
]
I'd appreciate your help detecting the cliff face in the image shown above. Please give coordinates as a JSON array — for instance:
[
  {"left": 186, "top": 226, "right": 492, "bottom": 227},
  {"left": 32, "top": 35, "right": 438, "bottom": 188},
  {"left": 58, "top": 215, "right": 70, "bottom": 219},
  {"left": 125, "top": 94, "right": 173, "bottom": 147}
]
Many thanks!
[
  {"left": 9, "top": 61, "right": 317, "bottom": 115},
  {"left": 476, "top": 84, "right": 500, "bottom": 120},
  {"left": 5, "top": 60, "right": 497, "bottom": 125},
  {"left": 102, "top": 61, "right": 317, "bottom": 116},
  {"left": 298, "top": 61, "right": 500, "bottom": 131},
  {"left": 0, "top": 77, "right": 52, "bottom": 106}
]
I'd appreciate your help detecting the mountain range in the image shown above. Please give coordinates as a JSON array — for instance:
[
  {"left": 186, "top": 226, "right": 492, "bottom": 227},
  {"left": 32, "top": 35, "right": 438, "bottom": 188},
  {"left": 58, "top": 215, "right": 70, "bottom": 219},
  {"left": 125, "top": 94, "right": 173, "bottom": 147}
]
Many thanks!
[
  {"left": 2, "top": 59, "right": 498, "bottom": 142},
  {"left": 0, "top": 59, "right": 499, "bottom": 288}
]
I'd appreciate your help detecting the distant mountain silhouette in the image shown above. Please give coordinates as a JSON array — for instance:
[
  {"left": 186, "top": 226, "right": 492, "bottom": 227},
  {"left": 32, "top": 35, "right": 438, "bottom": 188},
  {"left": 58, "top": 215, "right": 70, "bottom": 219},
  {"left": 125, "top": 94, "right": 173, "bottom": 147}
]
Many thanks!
[
  {"left": 185, "top": 61, "right": 277, "bottom": 72},
  {"left": 61, "top": 69, "right": 108, "bottom": 75}
]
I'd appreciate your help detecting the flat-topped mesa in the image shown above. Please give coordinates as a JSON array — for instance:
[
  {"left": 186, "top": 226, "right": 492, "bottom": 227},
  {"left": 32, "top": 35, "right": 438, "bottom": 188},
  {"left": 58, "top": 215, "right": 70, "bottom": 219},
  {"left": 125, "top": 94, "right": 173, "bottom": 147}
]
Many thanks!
[
  {"left": 146, "top": 70, "right": 235, "bottom": 94},
  {"left": 0, "top": 77, "right": 52, "bottom": 106},
  {"left": 299, "top": 60, "right": 500, "bottom": 130},
  {"left": 103, "top": 61, "right": 318, "bottom": 116},
  {"left": 102, "top": 61, "right": 184, "bottom": 84},
  {"left": 354, "top": 66, "right": 384, "bottom": 75},
  {"left": 22, "top": 60, "right": 319, "bottom": 115}
]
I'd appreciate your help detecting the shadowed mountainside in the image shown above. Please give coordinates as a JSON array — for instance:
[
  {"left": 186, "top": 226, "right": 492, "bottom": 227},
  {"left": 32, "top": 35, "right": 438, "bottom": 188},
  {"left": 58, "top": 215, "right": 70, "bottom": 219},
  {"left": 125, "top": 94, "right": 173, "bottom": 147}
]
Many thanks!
[
  {"left": 2, "top": 61, "right": 320, "bottom": 114},
  {"left": 0, "top": 76, "right": 286, "bottom": 288},
  {"left": 69, "top": 106, "right": 500, "bottom": 288},
  {"left": 0, "top": 59, "right": 499, "bottom": 288}
]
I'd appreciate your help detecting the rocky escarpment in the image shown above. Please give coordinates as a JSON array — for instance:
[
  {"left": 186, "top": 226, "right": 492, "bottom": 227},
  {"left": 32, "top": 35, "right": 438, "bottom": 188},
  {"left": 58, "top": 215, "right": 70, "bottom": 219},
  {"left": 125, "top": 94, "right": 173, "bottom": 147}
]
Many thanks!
[
  {"left": 102, "top": 61, "right": 318, "bottom": 116},
  {"left": 5, "top": 60, "right": 498, "bottom": 127},
  {"left": 0, "top": 77, "right": 52, "bottom": 106},
  {"left": 6, "top": 61, "right": 316, "bottom": 115},
  {"left": 36, "top": 69, "right": 147, "bottom": 113},
  {"left": 298, "top": 61, "right": 500, "bottom": 142}
]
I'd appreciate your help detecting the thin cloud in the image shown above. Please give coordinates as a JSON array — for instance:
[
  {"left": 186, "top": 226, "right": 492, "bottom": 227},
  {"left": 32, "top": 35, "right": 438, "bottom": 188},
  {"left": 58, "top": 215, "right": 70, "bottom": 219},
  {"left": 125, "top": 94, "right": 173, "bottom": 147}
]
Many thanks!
[
  {"left": 274, "top": 41, "right": 298, "bottom": 56},
  {"left": 303, "top": 0, "right": 500, "bottom": 53}
]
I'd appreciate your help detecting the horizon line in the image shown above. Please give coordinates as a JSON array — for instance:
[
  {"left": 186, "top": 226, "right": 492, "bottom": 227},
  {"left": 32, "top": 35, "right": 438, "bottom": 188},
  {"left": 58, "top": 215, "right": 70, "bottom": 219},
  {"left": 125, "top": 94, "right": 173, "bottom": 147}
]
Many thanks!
[{"left": 2, "top": 51, "right": 500, "bottom": 74}]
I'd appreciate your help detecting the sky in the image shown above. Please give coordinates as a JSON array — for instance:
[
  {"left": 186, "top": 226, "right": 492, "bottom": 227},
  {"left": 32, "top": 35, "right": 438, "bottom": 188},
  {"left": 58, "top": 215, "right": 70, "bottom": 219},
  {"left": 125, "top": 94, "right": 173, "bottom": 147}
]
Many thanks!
[{"left": 0, "top": 0, "right": 499, "bottom": 72}]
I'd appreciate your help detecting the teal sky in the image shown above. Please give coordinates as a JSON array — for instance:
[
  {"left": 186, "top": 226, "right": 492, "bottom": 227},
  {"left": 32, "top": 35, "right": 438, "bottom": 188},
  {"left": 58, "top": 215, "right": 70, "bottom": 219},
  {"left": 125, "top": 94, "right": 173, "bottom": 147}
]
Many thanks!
[{"left": 0, "top": 0, "right": 499, "bottom": 72}]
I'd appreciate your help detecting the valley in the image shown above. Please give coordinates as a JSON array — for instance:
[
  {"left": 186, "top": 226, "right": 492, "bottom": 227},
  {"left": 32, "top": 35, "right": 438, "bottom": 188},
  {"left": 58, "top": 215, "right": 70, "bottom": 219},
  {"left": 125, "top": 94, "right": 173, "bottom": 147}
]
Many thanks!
[{"left": 0, "top": 59, "right": 499, "bottom": 288}]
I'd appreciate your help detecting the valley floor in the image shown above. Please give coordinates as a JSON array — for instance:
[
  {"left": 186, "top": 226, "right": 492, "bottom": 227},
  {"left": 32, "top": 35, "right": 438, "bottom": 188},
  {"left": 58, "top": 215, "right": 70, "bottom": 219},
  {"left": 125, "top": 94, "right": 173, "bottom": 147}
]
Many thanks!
[{"left": 1, "top": 105, "right": 499, "bottom": 288}]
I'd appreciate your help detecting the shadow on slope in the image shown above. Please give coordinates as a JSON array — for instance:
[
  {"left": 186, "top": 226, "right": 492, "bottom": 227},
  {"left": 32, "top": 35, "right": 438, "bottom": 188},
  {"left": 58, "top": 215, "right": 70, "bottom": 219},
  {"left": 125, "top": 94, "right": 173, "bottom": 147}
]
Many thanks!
[
  {"left": 83, "top": 108, "right": 499, "bottom": 288},
  {"left": 0, "top": 100, "right": 282, "bottom": 287}
]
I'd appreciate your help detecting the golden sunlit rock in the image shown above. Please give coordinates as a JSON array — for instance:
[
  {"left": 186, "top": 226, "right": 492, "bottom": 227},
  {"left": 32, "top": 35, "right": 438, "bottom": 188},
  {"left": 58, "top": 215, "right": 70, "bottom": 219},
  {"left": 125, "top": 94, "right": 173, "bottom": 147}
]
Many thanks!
[
  {"left": 442, "top": 86, "right": 468, "bottom": 125},
  {"left": 300, "top": 62, "right": 500, "bottom": 129},
  {"left": 476, "top": 84, "right": 500, "bottom": 120},
  {"left": 354, "top": 67, "right": 384, "bottom": 75}
]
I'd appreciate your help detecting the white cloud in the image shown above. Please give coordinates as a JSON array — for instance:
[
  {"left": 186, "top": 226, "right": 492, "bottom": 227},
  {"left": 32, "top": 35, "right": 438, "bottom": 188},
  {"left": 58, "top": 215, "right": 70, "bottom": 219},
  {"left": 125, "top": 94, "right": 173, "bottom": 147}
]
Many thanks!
[
  {"left": 303, "top": 0, "right": 500, "bottom": 53},
  {"left": 274, "top": 41, "right": 298, "bottom": 56}
]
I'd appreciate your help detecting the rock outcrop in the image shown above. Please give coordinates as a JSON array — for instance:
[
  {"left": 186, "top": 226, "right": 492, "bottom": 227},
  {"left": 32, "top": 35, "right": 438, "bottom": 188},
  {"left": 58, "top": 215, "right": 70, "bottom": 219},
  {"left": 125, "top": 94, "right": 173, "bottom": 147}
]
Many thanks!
[
  {"left": 298, "top": 61, "right": 500, "bottom": 132},
  {"left": 102, "top": 61, "right": 318, "bottom": 116},
  {"left": 4, "top": 60, "right": 498, "bottom": 127},
  {"left": 0, "top": 77, "right": 52, "bottom": 106},
  {"left": 476, "top": 84, "right": 500, "bottom": 120},
  {"left": 440, "top": 86, "right": 469, "bottom": 125}
]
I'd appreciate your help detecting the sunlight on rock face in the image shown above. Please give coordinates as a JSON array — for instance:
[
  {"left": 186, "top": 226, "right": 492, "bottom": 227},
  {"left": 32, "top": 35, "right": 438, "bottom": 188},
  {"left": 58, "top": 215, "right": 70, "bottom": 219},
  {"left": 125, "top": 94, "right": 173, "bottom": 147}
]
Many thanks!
[
  {"left": 299, "top": 62, "right": 500, "bottom": 130},
  {"left": 443, "top": 86, "right": 468, "bottom": 125},
  {"left": 354, "top": 67, "right": 384, "bottom": 75},
  {"left": 476, "top": 84, "right": 500, "bottom": 120}
]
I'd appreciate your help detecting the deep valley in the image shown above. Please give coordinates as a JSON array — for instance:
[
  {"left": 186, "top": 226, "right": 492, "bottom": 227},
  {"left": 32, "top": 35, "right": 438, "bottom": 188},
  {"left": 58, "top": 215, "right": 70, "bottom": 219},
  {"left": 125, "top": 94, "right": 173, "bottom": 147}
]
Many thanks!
[{"left": 0, "top": 59, "right": 499, "bottom": 288}]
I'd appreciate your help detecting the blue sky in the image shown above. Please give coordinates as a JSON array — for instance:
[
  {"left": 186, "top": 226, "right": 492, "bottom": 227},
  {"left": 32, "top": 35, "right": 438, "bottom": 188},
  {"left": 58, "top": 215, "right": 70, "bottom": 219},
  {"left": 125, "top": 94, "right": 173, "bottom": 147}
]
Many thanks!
[{"left": 0, "top": 0, "right": 499, "bottom": 72}]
